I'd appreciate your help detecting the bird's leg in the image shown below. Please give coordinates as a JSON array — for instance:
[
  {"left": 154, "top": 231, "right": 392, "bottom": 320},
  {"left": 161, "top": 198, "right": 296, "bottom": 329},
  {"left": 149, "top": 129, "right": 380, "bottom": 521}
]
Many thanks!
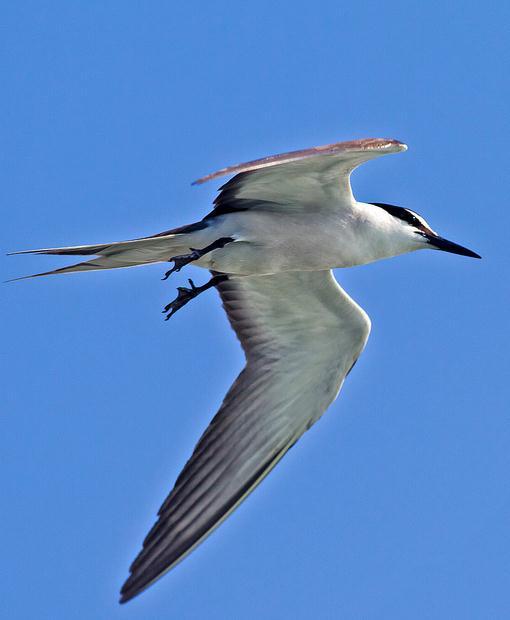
[
  {"left": 162, "top": 237, "right": 235, "bottom": 280},
  {"left": 163, "top": 274, "right": 228, "bottom": 320}
]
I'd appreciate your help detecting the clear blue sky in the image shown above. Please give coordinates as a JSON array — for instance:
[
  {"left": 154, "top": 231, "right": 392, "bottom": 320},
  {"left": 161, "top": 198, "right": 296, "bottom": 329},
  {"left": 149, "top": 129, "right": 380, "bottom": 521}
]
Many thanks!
[{"left": 2, "top": 2, "right": 509, "bottom": 619}]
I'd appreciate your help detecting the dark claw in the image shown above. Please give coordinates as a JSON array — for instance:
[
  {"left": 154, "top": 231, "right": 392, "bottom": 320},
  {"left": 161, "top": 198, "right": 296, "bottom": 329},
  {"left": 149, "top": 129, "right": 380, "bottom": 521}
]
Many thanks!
[
  {"left": 163, "top": 279, "right": 200, "bottom": 319},
  {"left": 162, "top": 273, "right": 228, "bottom": 322},
  {"left": 161, "top": 237, "right": 234, "bottom": 281},
  {"left": 161, "top": 251, "right": 201, "bottom": 281}
]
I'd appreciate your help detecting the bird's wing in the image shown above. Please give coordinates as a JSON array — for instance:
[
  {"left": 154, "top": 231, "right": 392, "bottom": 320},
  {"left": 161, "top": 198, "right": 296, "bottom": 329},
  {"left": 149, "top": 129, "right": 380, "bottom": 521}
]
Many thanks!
[
  {"left": 193, "top": 138, "right": 407, "bottom": 213},
  {"left": 120, "top": 270, "right": 371, "bottom": 603}
]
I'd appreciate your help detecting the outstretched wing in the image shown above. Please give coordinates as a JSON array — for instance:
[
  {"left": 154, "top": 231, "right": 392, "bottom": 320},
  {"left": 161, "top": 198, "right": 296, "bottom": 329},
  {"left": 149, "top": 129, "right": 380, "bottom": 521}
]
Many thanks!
[
  {"left": 120, "top": 270, "right": 371, "bottom": 603},
  {"left": 194, "top": 138, "right": 407, "bottom": 215}
]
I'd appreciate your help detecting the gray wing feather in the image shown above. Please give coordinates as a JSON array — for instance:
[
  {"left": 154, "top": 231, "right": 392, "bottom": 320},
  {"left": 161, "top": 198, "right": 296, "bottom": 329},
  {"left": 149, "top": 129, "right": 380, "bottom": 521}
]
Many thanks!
[
  {"left": 120, "top": 270, "right": 370, "bottom": 603},
  {"left": 193, "top": 138, "right": 406, "bottom": 214}
]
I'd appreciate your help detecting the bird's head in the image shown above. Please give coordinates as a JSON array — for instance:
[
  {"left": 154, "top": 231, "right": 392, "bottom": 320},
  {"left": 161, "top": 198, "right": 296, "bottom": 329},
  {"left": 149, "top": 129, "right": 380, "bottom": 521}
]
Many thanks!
[{"left": 371, "top": 202, "right": 481, "bottom": 259}]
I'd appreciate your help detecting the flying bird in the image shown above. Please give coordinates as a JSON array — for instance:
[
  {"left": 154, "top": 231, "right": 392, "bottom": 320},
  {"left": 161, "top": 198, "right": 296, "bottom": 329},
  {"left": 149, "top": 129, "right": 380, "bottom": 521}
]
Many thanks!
[{"left": 10, "top": 138, "right": 480, "bottom": 603}]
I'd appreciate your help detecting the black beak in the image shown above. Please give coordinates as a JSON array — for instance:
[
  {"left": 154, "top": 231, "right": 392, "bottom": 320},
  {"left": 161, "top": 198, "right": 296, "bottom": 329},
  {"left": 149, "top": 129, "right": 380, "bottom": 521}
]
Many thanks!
[{"left": 425, "top": 234, "right": 481, "bottom": 259}]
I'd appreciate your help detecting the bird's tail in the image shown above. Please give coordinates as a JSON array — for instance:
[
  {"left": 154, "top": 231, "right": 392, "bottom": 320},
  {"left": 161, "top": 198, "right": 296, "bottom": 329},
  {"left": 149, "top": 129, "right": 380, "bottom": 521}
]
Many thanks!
[{"left": 7, "top": 228, "right": 198, "bottom": 281}]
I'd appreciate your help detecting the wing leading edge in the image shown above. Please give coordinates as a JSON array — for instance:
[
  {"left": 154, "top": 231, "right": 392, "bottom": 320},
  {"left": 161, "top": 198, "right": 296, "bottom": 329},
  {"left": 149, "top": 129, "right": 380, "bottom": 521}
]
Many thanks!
[{"left": 193, "top": 138, "right": 406, "bottom": 185}]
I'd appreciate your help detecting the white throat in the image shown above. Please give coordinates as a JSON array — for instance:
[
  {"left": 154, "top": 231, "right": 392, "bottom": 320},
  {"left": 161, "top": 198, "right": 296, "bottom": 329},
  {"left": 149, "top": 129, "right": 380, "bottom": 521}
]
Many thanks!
[{"left": 345, "top": 201, "right": 425, "bottom": 266}]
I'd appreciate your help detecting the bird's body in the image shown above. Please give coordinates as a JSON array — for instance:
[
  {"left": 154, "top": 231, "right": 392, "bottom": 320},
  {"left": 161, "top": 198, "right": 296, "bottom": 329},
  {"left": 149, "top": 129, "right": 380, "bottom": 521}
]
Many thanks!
[
  {"left": 189, "top": 201, "right": 423, "bottom": 273},
  {"left": 10, "top": 138, "right": 480, "bottom": 603}
]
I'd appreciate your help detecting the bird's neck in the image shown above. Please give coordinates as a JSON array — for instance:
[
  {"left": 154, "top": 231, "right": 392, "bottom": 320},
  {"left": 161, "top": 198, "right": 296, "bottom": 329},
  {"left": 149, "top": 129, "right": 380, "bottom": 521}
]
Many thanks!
[{"left": 346, "top": 202, "right": 416, "bottom": 266}]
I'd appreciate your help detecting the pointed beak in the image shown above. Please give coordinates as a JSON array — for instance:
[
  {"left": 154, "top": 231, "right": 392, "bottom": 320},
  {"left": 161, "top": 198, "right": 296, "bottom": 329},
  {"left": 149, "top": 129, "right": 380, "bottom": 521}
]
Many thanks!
[{"left": 426, "top": 234, "right": 481, "bottom": 259}]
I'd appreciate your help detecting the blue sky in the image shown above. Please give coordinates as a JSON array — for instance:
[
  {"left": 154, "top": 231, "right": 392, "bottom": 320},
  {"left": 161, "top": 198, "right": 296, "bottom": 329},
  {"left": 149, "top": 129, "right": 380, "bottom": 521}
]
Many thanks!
[{"left": 2, "top": 2, "right": 509, "bottom": 618}]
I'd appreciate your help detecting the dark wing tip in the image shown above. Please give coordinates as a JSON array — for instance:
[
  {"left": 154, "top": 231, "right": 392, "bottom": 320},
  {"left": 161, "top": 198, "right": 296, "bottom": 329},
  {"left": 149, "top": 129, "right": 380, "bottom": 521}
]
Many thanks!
[
  {"left": 117, "top": 441, "right": 292, "bottom": 603},
  {"left": 191, "top": 137, "right": 407, "bottom": 185},
  {"left": 119, "top": 570, "right": 159, "bottom": 605},
  {"left": 119, "top": 578, "right": 144, "bottom": 604}
]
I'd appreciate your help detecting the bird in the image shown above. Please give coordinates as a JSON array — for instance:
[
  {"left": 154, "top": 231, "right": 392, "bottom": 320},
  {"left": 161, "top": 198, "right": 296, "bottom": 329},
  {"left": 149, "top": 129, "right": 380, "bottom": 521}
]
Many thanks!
[{"left": 10, "top": 138, "right": 481, "bottom": 603}]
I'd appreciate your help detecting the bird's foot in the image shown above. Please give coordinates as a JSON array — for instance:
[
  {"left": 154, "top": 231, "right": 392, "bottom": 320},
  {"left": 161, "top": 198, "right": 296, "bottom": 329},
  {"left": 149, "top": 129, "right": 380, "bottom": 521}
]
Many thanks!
[
  {"left": 163, "top": 279, "right": 200, "bottom": 319},
  {"left": 162, "top": 251, "right": 201, "bottom": 280},
  {"left": 161, "top": 237, "right": 235, "bottom": 281},
  {"left": 163, "top": 274, "right": 228, "bottom": 320}
]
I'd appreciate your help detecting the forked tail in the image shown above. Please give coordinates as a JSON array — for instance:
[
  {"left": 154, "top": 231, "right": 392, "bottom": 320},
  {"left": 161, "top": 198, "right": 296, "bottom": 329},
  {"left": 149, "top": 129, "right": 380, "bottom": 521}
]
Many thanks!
[{"left": 7, "top": 229, "right": 196, "bottom": 281}]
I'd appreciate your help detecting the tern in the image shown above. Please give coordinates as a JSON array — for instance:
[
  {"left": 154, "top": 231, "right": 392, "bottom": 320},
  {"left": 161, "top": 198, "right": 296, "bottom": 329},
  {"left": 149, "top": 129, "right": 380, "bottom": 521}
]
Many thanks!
[{"left": 11, "top": 138, "right": 480, "bottom": 603}]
